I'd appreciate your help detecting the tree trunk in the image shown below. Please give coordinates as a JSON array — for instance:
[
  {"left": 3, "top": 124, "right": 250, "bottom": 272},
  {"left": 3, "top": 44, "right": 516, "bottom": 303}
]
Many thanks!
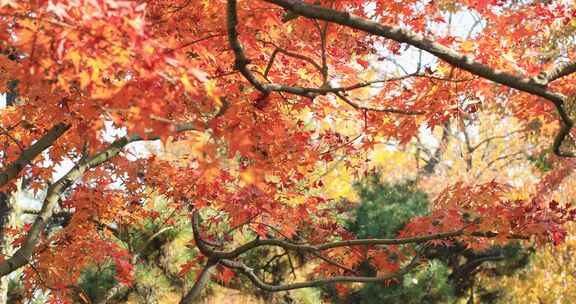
[{"left": 0, "top": 188, "right": 18, "bottom": 304}]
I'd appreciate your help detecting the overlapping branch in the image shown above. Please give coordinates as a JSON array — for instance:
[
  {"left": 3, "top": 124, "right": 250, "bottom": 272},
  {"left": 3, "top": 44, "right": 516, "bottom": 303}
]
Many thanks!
[
  {"left": 226, "top": 0, "right": 426, "bottom": 115},
  {"left": 181, "top": 211, "right": 528, "bottom": 302},
  {"left": 470, "top": 128, "right": 528, "bottom": 152},
  {"left": 0, "top": 123, "right": 70, "bottom": 187},
  {"left": 260, "top": 41, "right": 323, "bottom": 78},
  {"left": 262, "top": 0, "right": 566, "bottom": 103},
  {"left": 219, "top": 257, "right": 419, "bottom": 292},
  {"left": 0, "top": 123, "right": 198, "bottom": 277},
  {"left": 418, "top": 122, "right": 450, "bottom": 176},
  {"left": 535, "top": 60, "right": 576, "bottom": 85},
  {"left": 192, "top": 211, "right": 468, "bottom": 259},
  {"left": 261, "top": 0, "right": 576, "bottom": 157},
  {"left": 180, "top": 258, "right": 219, "bottom": 304},
  {"left": 181, "top": 210, "right": 424, "bottom": 302}
]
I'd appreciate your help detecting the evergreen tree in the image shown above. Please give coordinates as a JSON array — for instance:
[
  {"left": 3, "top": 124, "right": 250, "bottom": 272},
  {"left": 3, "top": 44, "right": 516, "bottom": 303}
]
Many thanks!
[{"left": 325, "top": 173, "right": 528, "bottom": 303}]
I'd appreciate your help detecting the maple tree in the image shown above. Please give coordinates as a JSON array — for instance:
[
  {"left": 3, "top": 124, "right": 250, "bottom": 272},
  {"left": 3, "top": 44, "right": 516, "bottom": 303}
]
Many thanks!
[
  {"left": 476, "top": 159, "right": 576, "bottom": 304},
  {"left": 1, "top": 0, "right": 576, "bottom": 303}
]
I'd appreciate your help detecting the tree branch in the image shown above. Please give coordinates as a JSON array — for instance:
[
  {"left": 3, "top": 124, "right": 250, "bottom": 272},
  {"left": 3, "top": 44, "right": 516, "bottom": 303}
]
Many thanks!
[
  {"left": 192, "top": 211, "right": 527, "bottom": 260},
  {"left": 311, "top": 251, "right": 359, "bottom": 275},
  {"left": 264, "top": 48, "right": 279, "bottom": 79},
  {"left": 132, "top": 226, "right": 174, "bottom": 262},
  {"left": 227, "top": 0, "right": 274, "bottom": 95},
  {"left": 316, "top": 18, "right": 329, "bottom": 83},
  {"left": 0, "top": 124, "right": 198, "bottom": 277},
  {"left": 535, "top": 60, "right": 576, "bottom": 85},
  {"left": 419, "top": 121, "right": 450, "bottom": 176},
  {"left": 259, "top": 40, "right": 323, "bottom": 76},
  {"left": 334, "top": 92, "right": 424, "bottom": 115},
  {"left": 262, "top": 0, "right": 575, "bottom": 157},
  {"left": 227, "top": 0, "right": 474, "bottom": 118},
  {"left": 262, "top": 0, "right": 565, "bottom": 103},
  {"left": 219, "top": 256, "right": 418, "bottom": 292},
  {"left": 95, "top": 285, "right": 131, "bottom": 304},
  {"left": 186, "top": 211, "right": 529, "bottom": 297},
  {"left": 475, "top": 151, "right": 525, "bottom": 179},
  {"left": 0, "top": 138, "right": 133, "bottom": 276},
  {"left": 470, "top": 128, "right": 527, "bottom": 152},
  {"left": 227, "top": 1, "right": 432, "bottom": 99},
  {"left": 179, "top": 258, "right": 219, "bottom": 304},
  {"left": 0, "top": 123, "right": 70, "bottom": 187}
]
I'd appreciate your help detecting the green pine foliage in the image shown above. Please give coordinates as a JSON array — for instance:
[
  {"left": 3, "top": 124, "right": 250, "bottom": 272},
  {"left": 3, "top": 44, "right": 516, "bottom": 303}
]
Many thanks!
[
  {"left": 349, "top": 260, "right": 454, "bottom": 304},
  {"left": 346, "top": 174, "right": 429, "bottom": 239},
  {"left": 328, "top": 173, "right": 528, "bottom": 303},
  {"left": 339, "top": 174, "right": 454, "bottom": 303}
]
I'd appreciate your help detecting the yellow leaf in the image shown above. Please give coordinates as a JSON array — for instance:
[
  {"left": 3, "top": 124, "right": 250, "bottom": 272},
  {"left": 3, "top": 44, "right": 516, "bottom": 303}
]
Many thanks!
[
  {"left": 436, "top": 64, "right": 452, "bottom": 75},
  {"left": 502, "top": 51, "right": 516, "bottom": 64},
  {"left": 202, "top": 166, "right": 220, "bottom": 182},
  {"left": 68, "top": 50, "right": 82, "bottom": 69},
  {"left": 204, "top": 79, "right": 217, "bottom": 97},
  {"left": 240, "top": 169, "right": 256, "bottom": 185},
  {"left": 181, "top": 74, "right": 196, "bottom": 93},
  {"left": 87, "top": 58, "right": 101, "bottom": 82},
  {"left": 79, "top": 71, "right": 90, "bottom": 89},
  {"left": 460, "top": 40, "right": 475, "bottom": 53}
]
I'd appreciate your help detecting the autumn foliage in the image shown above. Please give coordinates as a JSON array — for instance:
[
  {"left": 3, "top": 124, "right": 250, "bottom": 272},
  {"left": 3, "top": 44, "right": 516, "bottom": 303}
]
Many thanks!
[{"left": 1, "top": 0, "right": 576, "bottom": 303}]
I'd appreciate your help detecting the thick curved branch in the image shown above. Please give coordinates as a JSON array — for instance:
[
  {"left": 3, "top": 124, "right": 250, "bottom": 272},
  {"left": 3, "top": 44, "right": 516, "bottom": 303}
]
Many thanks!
[
  {"left": 227, "top": 0, "right": 450, "bottom": 112},
  {"left": 0, "top": 123, "right": 70, "bottom": 187},
  {"left": 262, "top": 0, "right": 576, "bottom": 157},
  {"left": 187, "top": 214, "right": 528, "bottom": 297},
  {"left": 536, "top": 60, "right": 576, "bottom": 85},
  {"left": 227, "top": 0, "right": 274, "bottom": 95},
  {"left": 262, "top": 0, "right": 565, "bottom": 104},
  {"left": 192, "top": 211, "right": 527, "bottom": 260},
  {"left": 219, "top": 257, "right": 418, "bottom": 292},
  {"left": 0, "top": 124, "right": 198, "bottom": 277},
  {"left": 180, "top": 258, "right": 219, "bottom": 304},
  {"left": 0, "top": 138, "right": 132, "bottom": 276},
  {"left": 227, "top": 1, "right": 320, "bottom": 98}
]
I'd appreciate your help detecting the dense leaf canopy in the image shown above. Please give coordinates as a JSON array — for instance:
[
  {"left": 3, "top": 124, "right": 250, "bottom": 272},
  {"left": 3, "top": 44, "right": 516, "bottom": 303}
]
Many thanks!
[{"left": 1, "top": 0, "right": 576, "bottom": 303}]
